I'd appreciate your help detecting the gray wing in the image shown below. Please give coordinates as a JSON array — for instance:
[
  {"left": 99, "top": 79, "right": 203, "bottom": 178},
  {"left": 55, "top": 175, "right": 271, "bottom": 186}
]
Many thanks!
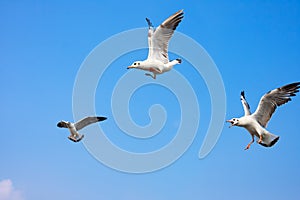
[
  {"left": 75, "top": 116, "right": 107, "bottom": 131},
  {"left": 147, "top": 9, "right": 183, "bottom": 63},
  {"left": 253, "top": 82, "right": 300, "bottom": 127},
  {"left": 241, "top": 91, "right": 251, "bottom": 116}
]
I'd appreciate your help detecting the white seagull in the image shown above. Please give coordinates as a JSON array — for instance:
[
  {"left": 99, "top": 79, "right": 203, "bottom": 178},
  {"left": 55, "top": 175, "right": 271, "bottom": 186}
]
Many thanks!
[
  {"left": 57, "top": 116, "right": 107, "bottom": 142},
  {"left": 127, "top": 9, "right": 184, "bottom": 79},
  {"left": 227, "top": 82, "right": 300, "bottom": 150}
]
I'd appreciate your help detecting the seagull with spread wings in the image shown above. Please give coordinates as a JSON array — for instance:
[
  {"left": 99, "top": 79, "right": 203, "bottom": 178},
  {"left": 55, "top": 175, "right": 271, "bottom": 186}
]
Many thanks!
[
  {"left": 57, "top": 116, "right": 107, "bottom": 142},
  {"left": 127, "top": 9, "right": 184, "bottom": 79},
  {"left": 227, "top": 82, "right": 300, "bottom": 150}
]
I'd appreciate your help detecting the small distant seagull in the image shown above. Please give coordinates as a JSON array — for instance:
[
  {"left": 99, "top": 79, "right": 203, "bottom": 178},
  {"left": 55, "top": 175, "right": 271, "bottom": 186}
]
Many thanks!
[
  {"left": 227, "top": 82, "right": 300, "bottom": 150},
  {"left": 57, "top": 116, "right": 107, "bottom": 142},
  {"left": 127, "top": 9, "right": 184, "bottom": 79}
]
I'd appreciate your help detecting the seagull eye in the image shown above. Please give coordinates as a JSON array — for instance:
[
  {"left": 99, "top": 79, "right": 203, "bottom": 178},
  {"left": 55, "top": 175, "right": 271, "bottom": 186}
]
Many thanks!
[
  {"left": 138, "top": 63, "right": 140, "bottom": 65},
  {"left": 134, "top": 63, "right": 136, "bottom": 65}
]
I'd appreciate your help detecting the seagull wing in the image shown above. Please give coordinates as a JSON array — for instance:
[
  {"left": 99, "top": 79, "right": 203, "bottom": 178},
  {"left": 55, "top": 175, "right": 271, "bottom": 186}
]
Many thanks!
[
  {"left": 240, "top": 91, "right": 251, "bottom": 116},
  {"left": 146, "top": 18, "right": 154, "bottom": 60},
  {"left": 253, "top": 82, "right": 300, "bottom": 128},
  {"left": 75, "top": 116, "right": 107, "bottom": 131},
  {"left": 147, "top": 9, "right": 183, "bottom": 64}
]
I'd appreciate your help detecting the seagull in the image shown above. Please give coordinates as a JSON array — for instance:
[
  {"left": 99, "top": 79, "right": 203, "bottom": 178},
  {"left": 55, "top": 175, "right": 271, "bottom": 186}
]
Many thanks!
[
  {"left": 226, "top": 82, "right": 300, "bottom": 150},
  {"left": 127, "top": 9, "right": 184, "bottom": 79},
  {"left": 57, "top": 116, "right": 107, "bottom": 142}
]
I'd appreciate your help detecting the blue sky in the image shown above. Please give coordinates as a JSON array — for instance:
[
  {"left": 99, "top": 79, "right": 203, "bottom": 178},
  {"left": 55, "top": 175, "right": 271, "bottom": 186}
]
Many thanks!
[{"left": 1, "top": 0, "right": 300, "bottom": 199}]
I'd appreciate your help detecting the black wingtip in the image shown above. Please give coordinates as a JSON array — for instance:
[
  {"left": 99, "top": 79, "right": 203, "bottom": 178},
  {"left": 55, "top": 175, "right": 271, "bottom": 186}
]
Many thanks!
[
  {"left": 176, "top": 58, "right": 182, "bottom": 64},
  {"left": 145, "top": 18, "right": 153, "bottom": 27},
  {"left": 280, "top": 82, "right": 300, "bottom": 97},
  {"left": 241, "top": 91, "right": 245, "bottom": 98},
  {"left": 175, "top": 9, "right": 184, "bottom": 17},
  {"left": 281, "top": 82, "right": 300, "bottom": 90},
  {"left": 97, "top": 116, "right": 107, "bottom": 121},
  {"left": 290, "top": 81, "right": 300, "bottom": 86}
]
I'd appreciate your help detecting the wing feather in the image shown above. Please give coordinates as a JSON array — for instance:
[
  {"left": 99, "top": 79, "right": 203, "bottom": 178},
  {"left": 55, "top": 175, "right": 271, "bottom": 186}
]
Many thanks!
[
  {"left": 75, "top": 116, "right": 107, "bottom": 131},
  {"left": 253, "top": 82, "right": 300, "bottom": 127},
  {"left": 147, "top": 10, "right": 184, "bottom": 63},
  {"left": 241, "top": 91, "right": 251, "bottom": 116}
]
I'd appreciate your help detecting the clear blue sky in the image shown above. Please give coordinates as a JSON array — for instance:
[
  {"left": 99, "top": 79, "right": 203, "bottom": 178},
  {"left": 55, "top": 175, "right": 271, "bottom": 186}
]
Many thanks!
[{"left": 1, "top": 0, "right": 300, "bottom": 199}]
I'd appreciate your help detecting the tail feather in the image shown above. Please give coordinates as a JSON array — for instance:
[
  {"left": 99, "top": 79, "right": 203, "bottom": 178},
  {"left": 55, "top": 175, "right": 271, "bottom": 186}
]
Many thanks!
[
  {"left": 259, "top": 132, "right": 280, "bottom": 147},
  {"left": 68, "top": 134, "right": 84, "bottom": 143}
]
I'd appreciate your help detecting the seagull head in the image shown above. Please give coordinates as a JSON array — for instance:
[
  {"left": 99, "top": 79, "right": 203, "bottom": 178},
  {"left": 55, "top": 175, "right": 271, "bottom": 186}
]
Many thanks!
[
  {"left": 226, "top": 118, "right": 240, "bottom": 128},
  {"left": 57, "top": 120, "right": 69, "bottom": 128},
  {"left": 127, "top": 61, "right": 143, "bottom": 69},
  {"left": 57, "top": 121, "right": 65, "bottom": 128}
]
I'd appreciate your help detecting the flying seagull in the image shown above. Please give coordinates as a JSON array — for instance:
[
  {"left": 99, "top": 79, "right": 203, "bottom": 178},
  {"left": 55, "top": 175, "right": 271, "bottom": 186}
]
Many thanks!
[
  {"left": 57, "top": 116, "right": 107, "bottom": 142},
  {"left": 227, "top": 82, "right": 300, "bottom": 150},
  {"left": 127, "top": 9, "right": 184, "bottom": 79}
]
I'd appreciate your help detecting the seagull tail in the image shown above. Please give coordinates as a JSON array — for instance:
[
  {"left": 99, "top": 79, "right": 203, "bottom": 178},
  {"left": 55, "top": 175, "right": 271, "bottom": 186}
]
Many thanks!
[
  {"left": 68, "top": 134, "right": 84, "bottom": 143},
  {"left": 259, "top": 132, "right": 280, "bottom": 147}
]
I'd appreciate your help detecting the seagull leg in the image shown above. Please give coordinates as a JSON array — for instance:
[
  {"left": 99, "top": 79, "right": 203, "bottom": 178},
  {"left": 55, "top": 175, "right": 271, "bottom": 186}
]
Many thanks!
[
  {"left": 257, "top": 134, "right": 263, "bottom": 144},
  {"left": 245, "top": 135, "right": 255, "bottom": 150},
  {"left": 146, "top": 67, "right": 161, "bottom": 79},
  {"left": 145, "top": 73, "right": 156, "bottom": 79},
  {"left": 145, "top": 73, "right": 152, "bottom": 78}
]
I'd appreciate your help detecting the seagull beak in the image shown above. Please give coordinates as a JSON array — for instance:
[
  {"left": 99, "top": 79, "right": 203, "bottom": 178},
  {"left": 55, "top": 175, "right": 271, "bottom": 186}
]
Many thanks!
[
  {"left": 226, "top": 120, "right": 234, "bottom": 128},
  {"left": 127, "top": 66, "right": 135, "bottom": 69}
]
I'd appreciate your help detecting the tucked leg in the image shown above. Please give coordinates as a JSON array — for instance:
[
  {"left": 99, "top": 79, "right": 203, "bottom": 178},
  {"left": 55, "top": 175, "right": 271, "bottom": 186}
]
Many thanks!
[
  {"left": 257, "top": 134, "right": 263, "bottom": 144},
  {"left": 245, "top": 134, "right": 255, "bottom": 150},
  {"left": 146, "top": 67, "right": 162, "bottom": 79},
  {"left": 150, "top": 67, "right": 162, "bottom": 74},
  {"left": 145, "top": 73, "right": 156, "bottom": 79}
]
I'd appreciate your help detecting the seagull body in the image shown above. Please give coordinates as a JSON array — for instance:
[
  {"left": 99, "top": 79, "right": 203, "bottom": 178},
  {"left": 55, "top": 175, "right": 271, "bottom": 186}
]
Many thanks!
[
  {"left": 127, "top": 9, "right": 184, "bottom": 79},
  {"left": 57, "top": 116, "right": 107, "bottom": 142},
  {"left": 227, "top": 82, "right": 300, "bottom": 150}
]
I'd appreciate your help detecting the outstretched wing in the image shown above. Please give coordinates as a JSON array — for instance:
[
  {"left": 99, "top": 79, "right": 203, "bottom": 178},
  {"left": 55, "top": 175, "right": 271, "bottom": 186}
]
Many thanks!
[
  {"left": 146, "top": 17, "right": 154, "bottom": 59},
  {"left": 253, "top": 82, "right": 300, "bottom": 127},
  {"left": 147, "top": 9, "right": 183, "bottom": 64},
  {"left": 241, "top": 91, "right": 251, "bottom": 116},
  {"left": 75, "top": 116, "right": 107, "bottom": 131}
]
